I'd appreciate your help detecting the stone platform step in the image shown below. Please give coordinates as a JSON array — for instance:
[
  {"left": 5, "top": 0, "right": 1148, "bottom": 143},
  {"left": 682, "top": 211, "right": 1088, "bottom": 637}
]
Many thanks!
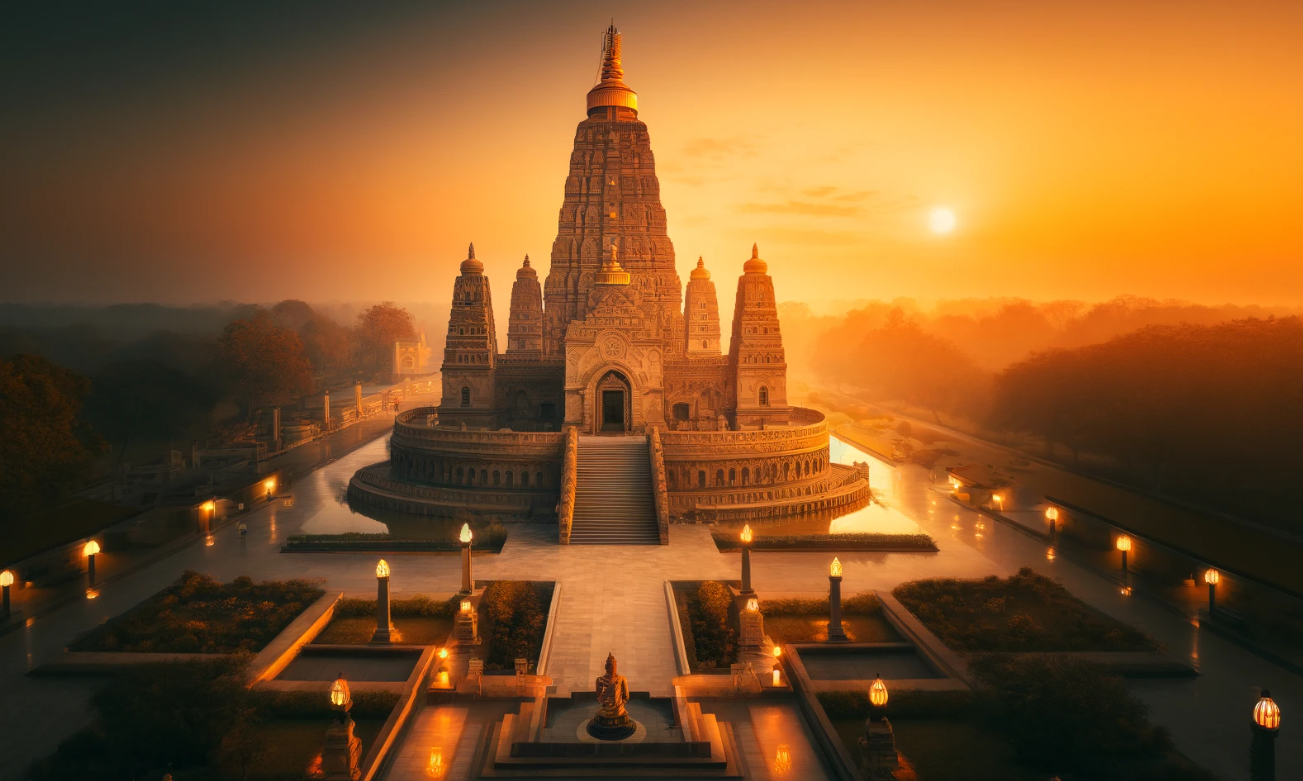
[{"left": 570, "top": 435, "right": 661, "bottom": 545}]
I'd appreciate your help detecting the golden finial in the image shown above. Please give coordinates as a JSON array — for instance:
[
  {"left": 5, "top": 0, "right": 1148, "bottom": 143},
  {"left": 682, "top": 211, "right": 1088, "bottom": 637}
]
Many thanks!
[
  {"left": 587, "top": 24, "right": 638, "bottom": 115},
  {"left": 461, "top": 242, "right": 483, "bottom": 275},
  {"left": 596, "top": 240, "right": 630, "bottom": 285},
  {"left": 690, "top": 256, "right": 710, "bottom": 280},
  {"left": 744, "top": 243, "right": 768, "bottom": 274}
]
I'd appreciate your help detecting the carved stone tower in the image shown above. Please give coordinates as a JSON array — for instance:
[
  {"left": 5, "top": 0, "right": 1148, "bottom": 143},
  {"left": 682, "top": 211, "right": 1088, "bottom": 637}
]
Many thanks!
[
  {"left": 684, "top": 257, "right": 722, "bottom": 356},
  {"left": 439, "top": 243, "right": 499, "bottom": 427},
  {"left": 729, "top": 245, "right": 790, "bottom": 426},
  {"left": 543, "top": 24, "right": 684, "bottom": 359},
  {"left": 506, "top": 256, "right": 543, "bottom": 358}
]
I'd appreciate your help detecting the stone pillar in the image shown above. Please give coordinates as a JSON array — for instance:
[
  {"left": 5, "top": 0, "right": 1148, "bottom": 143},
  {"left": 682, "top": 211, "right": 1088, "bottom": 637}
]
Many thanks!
[
  {"left": 460, "top": 539, "right": 473, "bottom": 595},
  {"left": 322, "top": 716, "right": 362, "bottom": 780},
  {"left": 271, "top": 407, "right": 282, "bottom": 452},
  {"left": 860, "top": 718, "right": 899, "bottom": 781},
  {"left": 354, "top": 381, "right": 363, "bottom": 418},
  {"left": 372, "top": 569, "right": 393, "bottom": 644},
  {"left": 740, "top": 602, "right": 764, "bottom": 650},
  {"left": 323, "top": 391, "right": 331, "bottom": 430},
  {"left": 828, "top": 573, "right": 847, "bottom": 642},
  {"left": 1251, "top": 722, "right": 1278, "bottom": 781},
  {"left": 741, "top": 543, "right": 753, "bottom": 595}
]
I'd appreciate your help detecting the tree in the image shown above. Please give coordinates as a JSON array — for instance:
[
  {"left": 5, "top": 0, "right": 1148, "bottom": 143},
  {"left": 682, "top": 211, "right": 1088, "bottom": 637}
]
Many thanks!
[
  {"left": 0, "top": 354, "right": 105, "bottom": 523},
  {"left": 82, "top": 359, "right": 217, "bottom": 495},
  {"left": 217, "top": 311, "right": 312, "bottom": 417},
  {"left": 300, "top": 313, "right": 355, "bottom": 377},
  {"left": 355, "top": 302, "right": 416, "bottom": 380},
  {"left": 270, "top": 299, "right": 315, "bottom": 332}
]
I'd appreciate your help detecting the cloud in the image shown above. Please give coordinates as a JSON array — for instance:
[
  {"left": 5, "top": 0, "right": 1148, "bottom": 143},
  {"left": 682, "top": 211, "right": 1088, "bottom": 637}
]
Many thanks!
[
  {"left": 758, "top": 226, "right": 866, "bottom": 246},
  {"left": 681, "top": 137, "right": 757, "bottom": 160},
  {"left": 739, "top": 200, "right": 861, "bottom": 217}
]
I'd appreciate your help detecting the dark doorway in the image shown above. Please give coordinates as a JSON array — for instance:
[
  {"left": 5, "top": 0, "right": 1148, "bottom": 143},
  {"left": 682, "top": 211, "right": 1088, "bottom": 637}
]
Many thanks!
[{"left": 601, "top": 390, "right": 625, "bottom": 431}]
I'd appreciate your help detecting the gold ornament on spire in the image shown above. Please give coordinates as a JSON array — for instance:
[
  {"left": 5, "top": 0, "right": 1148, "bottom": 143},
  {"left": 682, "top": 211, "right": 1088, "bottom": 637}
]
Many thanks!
[
  {"left": 690, "top": 256, "right": 711, "bottom": 280},
  {"left": 587, "top": 24, "right": 638, "bottom": 115},
  {"left": 744, "top": 243, "right": 768, "bottom": 274},
  {"left": 460, "top": 242, "right": 484, "bottom": 275},
  {"left": 596, "top": 241, "right": 631, "bottom": 285}
]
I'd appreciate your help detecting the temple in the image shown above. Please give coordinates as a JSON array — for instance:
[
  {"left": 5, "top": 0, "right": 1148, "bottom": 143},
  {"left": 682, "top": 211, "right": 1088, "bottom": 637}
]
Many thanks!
[{"left": 350, "top": 25, "right": 870, "bottom": 537}]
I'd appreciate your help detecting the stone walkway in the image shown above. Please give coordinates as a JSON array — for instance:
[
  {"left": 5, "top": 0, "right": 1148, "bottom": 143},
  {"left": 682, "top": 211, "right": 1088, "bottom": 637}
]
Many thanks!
[{"left": 2, "top": 430, "right": 1300, "bottom": 779}]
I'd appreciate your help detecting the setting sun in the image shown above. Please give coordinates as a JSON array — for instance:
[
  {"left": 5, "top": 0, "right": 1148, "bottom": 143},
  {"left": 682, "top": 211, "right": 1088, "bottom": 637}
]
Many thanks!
[{"left": 929, "top": 207, "right": 957, "bottom": 235}]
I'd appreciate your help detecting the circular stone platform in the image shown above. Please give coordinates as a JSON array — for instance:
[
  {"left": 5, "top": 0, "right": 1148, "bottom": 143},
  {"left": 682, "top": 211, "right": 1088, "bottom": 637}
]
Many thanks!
[{"left": 577, "top": 718, "right": 647, "bottom": 743}]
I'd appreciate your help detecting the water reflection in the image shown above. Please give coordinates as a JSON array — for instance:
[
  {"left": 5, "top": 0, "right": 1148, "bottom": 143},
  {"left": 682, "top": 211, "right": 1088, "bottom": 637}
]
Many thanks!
[{"left": 303, "top": 490, "right": 491, "bottom": 541}]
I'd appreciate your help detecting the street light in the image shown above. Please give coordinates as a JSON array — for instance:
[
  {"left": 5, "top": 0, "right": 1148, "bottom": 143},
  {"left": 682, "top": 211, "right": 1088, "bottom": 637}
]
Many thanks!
[
  {"left": 740, "top": 525, "right": 754, "bottom": 595},
  {"left": 459, "top": 523, "right": 473, "bottom": 596},
  {"left": 0, "top": 569, "right": 13, "bottom": 619},
  {"left": 870, "top": 674, "right": 889, "bottom": 710},
  {"left": 330, "top": 673, "right": 352, "bottom": 721},
  {"left": 1116, "top": 535, "right": 1132, "bottom": 573},
  {"left": 372, "top": 559, "right": 393, "bottom": 644},
  {"left": 993, "top": 493, "right": 1004, "bottom": 512},
  {"left": 1045, "top": 506, "right": 1059, "bottom": 535},
  {"left": 828, "top": 557, "right": 847, "bottom": 642},
  {"left": 324, "top": 673, "right": 361, "bottom": 780},
  {"left": 1251, "top": 690, "right": 1281, "bottom": 781},
  {"left": 772, "top": 646, "right": 782, "bottom": 687},
  {"left": 83, "top": 540, "right": 100, "bottom": 586},
  {"left": 1204, "top": 569, "right": 1220, "bottom": 616}
]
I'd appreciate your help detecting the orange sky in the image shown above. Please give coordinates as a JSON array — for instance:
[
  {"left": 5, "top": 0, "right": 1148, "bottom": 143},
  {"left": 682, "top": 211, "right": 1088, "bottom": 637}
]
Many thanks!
[{"left": 2, "top": 0, "right": 1302, "bottom": 313}]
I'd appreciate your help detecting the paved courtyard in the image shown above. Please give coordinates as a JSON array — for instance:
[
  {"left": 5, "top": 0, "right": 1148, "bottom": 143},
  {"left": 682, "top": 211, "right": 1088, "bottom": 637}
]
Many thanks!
[{"left": 0, "top": 432, "right": 1299, "bottom": 779}]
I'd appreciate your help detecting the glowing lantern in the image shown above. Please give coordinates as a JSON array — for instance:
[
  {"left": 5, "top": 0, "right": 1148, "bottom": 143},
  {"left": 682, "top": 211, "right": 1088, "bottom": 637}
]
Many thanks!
[
  {"left": 1045, "top": 506, "right": 1059, "bottom": 521},
  {"left": 773, "top": 668, "right": 781, "bottom": 686},
  {"left": 1204, "top": 569, "right": 1220, "bottom": 585},
  {"left": 830, "top": 557, "right": 842, "bottom": 578},
  {"left": 746, "top": 597, "right": 759, "bottom": 612},
  {"left": 1115, "top": 535, "right": 1132, "bottom": 552},
  {"left": 264, "top": 478, "right": 275, "bottom": 491},
  {"left": 438, "top": 647, "right": 449, "bottom": 660},
  {"left": 1254, "top": 691, "right": 1281, "bottom": 730},
  {"left": 740, "top": 525, "right": 753, "bottom": 544},
  {"left": 1, "top": 570, "right": 15, "bottom": 587},
  {"left": 83, "top": 540, "right": 100, "bottom": 557},
  {"left": 330, "top": 674, "right": 351, "bottom": 712},
  {"left": 772, "top": 646, "right": 782, "bottom": 658},
  {"left": 869, "top": 675, "right": 889, "bottom": 708},
  {"left": 376, "top": 559, "right": 391, "bottom": 578},
  {"left": 202, "top": 500, "right": 216, "bottom": 513},
  {"left": 460, "top": 599, "right": 472, "bottom": 613},
  {"left": 1046, "top": 548, "right": 1056, "bottom": 561},
  {"left": 459, "top": 523, "right": 473, "bottom": 544}
]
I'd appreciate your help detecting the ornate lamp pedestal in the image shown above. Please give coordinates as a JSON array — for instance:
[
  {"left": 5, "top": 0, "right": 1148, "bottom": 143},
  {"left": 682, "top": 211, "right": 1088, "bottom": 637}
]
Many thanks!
[
  {"left": 454, "top": 598, "right": 480, "bottom": 645},
  {"left": 371, "top": 560, "right": 394, "bottom": 644},
  {"left": 459, "top": 523, "right": 474, "bottom": 596},
  {"left": 860, "top": 718, "right": 899, "bottom": 781},
  {"left": 828, "top": 558, "right": 848, "bottom": 642},
  {"left": 323, "top": 717, "right": 362, "bottom": 781},
  {"left": 740, "top": 598, "right": 764, "bottom": 650}
]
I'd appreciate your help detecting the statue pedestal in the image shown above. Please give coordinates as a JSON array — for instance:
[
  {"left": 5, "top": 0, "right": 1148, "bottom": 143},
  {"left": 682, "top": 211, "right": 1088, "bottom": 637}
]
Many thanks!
[
  {"left": 586, "top": 711, "right": 637, "bottom": 741},
  {"left": 322, "top": 717, "right": 362, "bottom": 781},
  {"left": 454, "top": 609, "right": 479, "bottom": 645}
]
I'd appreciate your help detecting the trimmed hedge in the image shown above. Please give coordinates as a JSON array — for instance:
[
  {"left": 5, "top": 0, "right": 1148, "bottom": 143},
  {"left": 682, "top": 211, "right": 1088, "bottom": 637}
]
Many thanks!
[
  {"left": 480, "top": 580, "right": 553, "bottom": 671},
  {"left": 253, "top": 688, "right": 399, "bottom": 720},
  {"left": 893, "top": 568, "right": 1157, "bottom": 652},
  {"left": 818, "top": 689, "right": 976, "bottom": 720},
  {"left": 713, "top": 532, "right": 936, "bottom": 551},
  {"left": 333, "top": 594, "right": 459, "bottom": 619},
  {"left": 762, "top": 592, "right": 882, "bottom": 616},
  {"left": 71, "top": 571, "right": 324, "bottom": 654},
  {"left": 283, "top": 524, "right": 508, "bottom": 552}
]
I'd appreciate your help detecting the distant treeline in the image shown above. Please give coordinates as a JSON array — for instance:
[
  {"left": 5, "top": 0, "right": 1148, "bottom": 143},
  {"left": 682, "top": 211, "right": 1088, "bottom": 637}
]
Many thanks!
[{"left": 787, "top": 296, "right": 1303, "bottom": 525}]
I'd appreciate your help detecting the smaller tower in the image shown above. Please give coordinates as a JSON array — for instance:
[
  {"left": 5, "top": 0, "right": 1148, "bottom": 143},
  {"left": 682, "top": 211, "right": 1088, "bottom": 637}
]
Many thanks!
[
  {"left": 684, "top": 257, "right": 721, "bottom": 356},
  {"left": 729, "top": 244, "right": 790, "bottom": 427},
  {"left": 506, "top": 256, "right": 543, "bottom": 358},
  {"left": 439, "top": 243, "right": 498, "bottom": 427}
]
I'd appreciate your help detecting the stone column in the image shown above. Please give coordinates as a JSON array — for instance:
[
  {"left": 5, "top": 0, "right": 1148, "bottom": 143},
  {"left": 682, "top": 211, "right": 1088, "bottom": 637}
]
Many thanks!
[
  {"left": 741, "top": 543, "right": 753, "bottom": 595},
  {"left": 371, "top": 564, "right": 393, "bottom": 644},
  {"left": 860, "top": 718, "right": 899, "bottom": 781},
  {"left": 355, "top": 381, "right": 363, "bottom": 418},
  {"left": 460, "top": 539, "right": 473, "bottom": 595},
  {"left": 271, "top": 407, "right": 282, "bottom": 452},
  {"left": 323, "top": 391, "right": 331, "bottom": 430},
  {"left": 828, "top": 572, "right": 847, "bottom": 642},
  {"left": 322, "top": 717, "right": 361, "bottom": 780},
  {"left": 1251, "top": 721, "right": 1278, "bottom": 781}
]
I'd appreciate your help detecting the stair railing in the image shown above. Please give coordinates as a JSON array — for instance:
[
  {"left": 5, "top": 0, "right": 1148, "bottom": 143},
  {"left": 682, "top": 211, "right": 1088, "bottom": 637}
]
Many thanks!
[
  {"left": 557, "top": 425, "right": 578, "bottom": 544},
  {"left": 648, "top": 426, "right": 671, "bottom": 545}
]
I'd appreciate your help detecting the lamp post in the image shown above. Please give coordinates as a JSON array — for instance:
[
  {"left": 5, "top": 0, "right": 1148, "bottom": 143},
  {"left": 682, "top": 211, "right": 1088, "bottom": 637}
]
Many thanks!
[
  {"left": 869, "top": 674, "right": 889, "bottom": 714},
  {"left": 1116, "top": 535, "right": 1132, "bottom": 573},
  {"left": 83, "top": 540, "right": 100, "bottom": 587},
  {"left": 862, "top": 675, "right": 898, "bottom": 779},
  {"left": 372, "top": 559, "right": 393, "bottom": 644},
  {"left": 201, "top": 500, "right": 216, "bottom": 535},
  {"left": 1204, "top": 568, "right": 1220, "bottom": 617},
  {"left": 828, "top": 557, "right": 847, "bottom": 642},
  {"left": 740, "top": 524, "right": 754, "bottom": 595},
  {"left": 1251, "top": 690, "right": 1281, "bottom": 781},
  {"left": 264, "top": 477, "right": 276, "bottom": 501},
  {"left": 1, "top": 569, "right": 13, "bottom": 620},
  {"left": 993, "top": 493, "right": 1003, "bottom": 513},
  {"left": 1045, "top": 506, "right": 1059, "bottom": 536},
  {"left": 771, "top": 646, "right": 782, "bottom": 687},
  {"left": 325, "top": 674, "right": 362, "bottom": 780},
  {"left": 459, "top": 523, "right": 473, "bottom": 596}
]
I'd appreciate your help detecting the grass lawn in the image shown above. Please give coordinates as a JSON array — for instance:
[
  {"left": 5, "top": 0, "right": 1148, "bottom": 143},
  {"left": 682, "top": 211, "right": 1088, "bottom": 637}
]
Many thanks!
[
  {"left": 313, "top": 616, "right": 452, "bottom": 645},
  {"left": 832, "top": 718, "right": 1039, "bottom": 781},
  {"left": 258, "top": 717, "right": 385, "bottom": 780},
  {"left": 71, "top": 571, "right": 324, "bottom": 653},
  {"left": 894, "top": 568, "right": 1156, "bottom": 652},
  {"left": 766, "top": 614, "right": 900, "bottom": 644}
]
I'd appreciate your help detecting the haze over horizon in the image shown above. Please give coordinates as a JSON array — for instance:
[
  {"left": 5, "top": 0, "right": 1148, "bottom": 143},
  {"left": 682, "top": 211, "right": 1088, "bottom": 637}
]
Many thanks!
[{"left": 3, "top": 0, "right": 1301, "bottom": 309}]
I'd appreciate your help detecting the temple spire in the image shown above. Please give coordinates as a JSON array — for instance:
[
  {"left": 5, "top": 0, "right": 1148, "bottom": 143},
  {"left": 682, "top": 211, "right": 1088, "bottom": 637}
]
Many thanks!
[
  {"left": 469, "top": 243, "right": 476, "bottom": 259},
  {"left": 586, "top": 24, "right": 638, "bottom": 116}
]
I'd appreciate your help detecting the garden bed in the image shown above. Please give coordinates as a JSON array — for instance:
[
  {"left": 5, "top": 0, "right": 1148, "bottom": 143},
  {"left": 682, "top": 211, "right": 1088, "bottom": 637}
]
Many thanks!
[
  {"left": 29, "top": 657, "right": 399, "bottom": 781},
  {"left": 673, "top": 581, "right": 739, "bottom": 672},
  {"left": 763, "top": 594, "right": 902, "bottom": 644},
  {"left": 312, "top": 595, "right": 456, "bottom": 645},
  {"left": 713, "top": 532, "right": 936, "bottom": 552},
  {"left": 282, "top": 524, "right": 507, "bottom": 553},
  {"left": 70, "top": 571, "right": 324, "bottom": 654},
  {"left": 818, "top": 655, "right": 1214, "bottom": 780},
  {"left": 893, "top": 568, "right": 1157, "bottom": 652},
  {"left": 473, "top": 580, "right": 555, "bottom": 671}
]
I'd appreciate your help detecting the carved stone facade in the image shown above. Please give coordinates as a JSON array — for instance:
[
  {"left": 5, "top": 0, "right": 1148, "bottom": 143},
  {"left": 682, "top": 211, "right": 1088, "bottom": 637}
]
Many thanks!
[{"left": 348, "top": 26, "right": 867, "bottom": 524}]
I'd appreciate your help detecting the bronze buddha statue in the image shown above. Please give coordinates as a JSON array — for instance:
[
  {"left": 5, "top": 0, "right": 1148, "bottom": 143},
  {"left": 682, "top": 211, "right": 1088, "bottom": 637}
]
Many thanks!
[{"left": 588, "top": 652, "right": 636, "bottom": 740}]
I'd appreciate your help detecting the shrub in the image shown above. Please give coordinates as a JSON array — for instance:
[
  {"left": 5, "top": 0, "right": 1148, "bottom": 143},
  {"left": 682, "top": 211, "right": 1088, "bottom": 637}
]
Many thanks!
[
  {"left": 479, "top": 581, "right": 552, "bottom": 670},
  {"left": 969, "top": 653, "right": 1169, "bottom": 775},
  {"left": 334, "top": 594, "right": 458, "bottom": 619},
  {"left": 893, "top": 568, "right": 1155, "bottom": 652},
  {"left": 688, "top": 581, "right": 737, "bottom": 669},
  {"left": 762, "top": 592, "right": 881, "bottom": 616},
  {"left": 72, "top": 571, "right": 325, "bottom": 654},
  {"left": 254, "top": 688, "right": 399, "bottom": 720}
]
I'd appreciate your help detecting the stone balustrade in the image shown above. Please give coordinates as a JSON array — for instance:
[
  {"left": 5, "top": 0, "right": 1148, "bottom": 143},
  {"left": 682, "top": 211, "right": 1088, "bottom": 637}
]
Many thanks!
[{"left": 557, "top": 427, "right": 578, "bottom": 544}]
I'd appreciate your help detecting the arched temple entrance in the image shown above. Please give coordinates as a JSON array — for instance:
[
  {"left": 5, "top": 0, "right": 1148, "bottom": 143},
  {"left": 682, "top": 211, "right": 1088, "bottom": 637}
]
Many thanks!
[{"left": 596, "top": 370, "right": 631, "bottom": 433}]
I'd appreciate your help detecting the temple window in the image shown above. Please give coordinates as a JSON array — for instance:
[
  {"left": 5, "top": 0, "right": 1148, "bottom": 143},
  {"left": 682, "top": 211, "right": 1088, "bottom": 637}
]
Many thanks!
[
  {"left": 702, "top": 340, "right": 708, "bottom": 349},
  {"left": 456, "top": 466, "right": 464, "bottom": 482},
  {"left": 729, "top": 468, "right": 736, "bottom": 486},
  {"left": 461, "top": 387, "right": 471, "bottom": 406},
  {"left": 521, "top": 471, "right": 530, "bottom": 488},
  {"left": 697, "top": 471, "right": 706, "bottom": 488},
  {"left": 759, "top": 386, "right": 769, "bottom": 406},
  {"left": 742, "top": 468, "right": 749, "bottom": 485},
  {"left": 715, "top": 470, "right": 724, "bottom": 487},
  {"left": 480, "top": 469, "right": 488, "bottom": 484},
  {"left": 493, "top": 470, "right": 501, "bottom": 486}
]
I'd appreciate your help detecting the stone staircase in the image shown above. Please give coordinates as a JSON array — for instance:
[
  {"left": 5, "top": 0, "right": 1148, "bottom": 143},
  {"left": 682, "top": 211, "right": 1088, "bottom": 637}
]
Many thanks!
[{"left": 570, "top": 435, "right": 661, "bottom": 545}]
